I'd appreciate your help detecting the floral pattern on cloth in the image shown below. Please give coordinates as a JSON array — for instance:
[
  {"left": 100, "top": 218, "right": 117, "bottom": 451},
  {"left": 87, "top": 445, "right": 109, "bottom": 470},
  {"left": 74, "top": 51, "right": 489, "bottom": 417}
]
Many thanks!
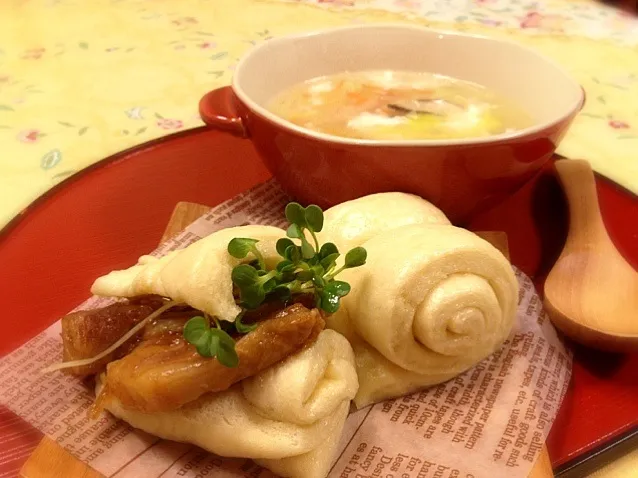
[
  {"left": 0, "top": 0, "right": 637, "bottom": 228},
  {"left": 291, "top": 0, "right": 638, "bottom": 44}
]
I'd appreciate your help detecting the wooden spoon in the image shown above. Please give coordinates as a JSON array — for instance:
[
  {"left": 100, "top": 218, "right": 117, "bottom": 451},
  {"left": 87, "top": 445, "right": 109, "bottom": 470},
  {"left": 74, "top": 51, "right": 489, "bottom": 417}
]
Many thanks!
[{"left": 544, "top": 159, "right": 638, "bottom": 352}]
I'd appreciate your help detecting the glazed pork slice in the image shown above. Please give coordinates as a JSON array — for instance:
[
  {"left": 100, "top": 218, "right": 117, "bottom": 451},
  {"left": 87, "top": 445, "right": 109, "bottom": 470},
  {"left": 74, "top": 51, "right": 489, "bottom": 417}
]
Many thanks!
[
  {"left": 99, "top": 303, "right": 325, "bottom": 414},
  {"left": 61, "top": 297, "right": 166, "bottom": 378}
]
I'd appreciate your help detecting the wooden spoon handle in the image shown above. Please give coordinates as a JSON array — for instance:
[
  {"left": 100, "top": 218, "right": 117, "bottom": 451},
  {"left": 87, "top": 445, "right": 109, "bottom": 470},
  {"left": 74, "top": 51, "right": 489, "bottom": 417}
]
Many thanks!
[{"left": 554, "top": 159, "right": 607, "bottom": 243}]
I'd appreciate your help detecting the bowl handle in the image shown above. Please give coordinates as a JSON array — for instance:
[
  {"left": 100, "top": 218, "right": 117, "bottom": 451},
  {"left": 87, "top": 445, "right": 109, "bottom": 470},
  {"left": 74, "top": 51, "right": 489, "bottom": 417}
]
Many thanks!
[{"left": 199, "top": 86, "right": 247, "bottom": 137}]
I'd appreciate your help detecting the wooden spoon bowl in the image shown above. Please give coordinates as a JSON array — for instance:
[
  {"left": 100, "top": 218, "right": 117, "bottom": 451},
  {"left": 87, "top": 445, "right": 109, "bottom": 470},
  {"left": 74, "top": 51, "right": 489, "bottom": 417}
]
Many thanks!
[{"left": 544, "top": 159, "right": 638, "bottom": 352}]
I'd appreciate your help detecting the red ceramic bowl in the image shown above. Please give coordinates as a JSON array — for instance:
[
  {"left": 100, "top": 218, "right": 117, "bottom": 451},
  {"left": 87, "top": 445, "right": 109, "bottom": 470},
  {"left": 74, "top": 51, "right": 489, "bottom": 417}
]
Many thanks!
[{"left": 199, "top": 25, "right": 584, "bottom": 223}]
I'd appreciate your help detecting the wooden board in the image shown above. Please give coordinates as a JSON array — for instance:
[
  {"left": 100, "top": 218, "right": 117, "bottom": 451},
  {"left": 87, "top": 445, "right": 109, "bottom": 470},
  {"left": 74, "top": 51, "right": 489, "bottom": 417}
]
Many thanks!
[{"left": 20, "top": 202, "right": 554, "bottom": 478}]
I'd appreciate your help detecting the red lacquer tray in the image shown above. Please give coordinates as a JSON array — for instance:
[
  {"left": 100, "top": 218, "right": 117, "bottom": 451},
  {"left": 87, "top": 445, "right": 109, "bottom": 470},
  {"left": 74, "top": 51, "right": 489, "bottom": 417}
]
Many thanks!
[{"left": 0, "top": 127, "right": 636, "bottom": 477}]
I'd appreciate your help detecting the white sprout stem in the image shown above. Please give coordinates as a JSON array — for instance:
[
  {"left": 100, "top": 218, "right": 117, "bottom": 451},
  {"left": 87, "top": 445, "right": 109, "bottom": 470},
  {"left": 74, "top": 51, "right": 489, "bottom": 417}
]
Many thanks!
[{"left": 40, "top": 300, "right": 180, "bottom": 374}]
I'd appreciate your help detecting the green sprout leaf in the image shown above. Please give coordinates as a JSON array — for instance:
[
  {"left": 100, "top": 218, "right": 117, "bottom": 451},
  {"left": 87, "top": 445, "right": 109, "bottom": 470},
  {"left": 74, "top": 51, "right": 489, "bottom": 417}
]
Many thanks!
[
  {"left": 276, "top": 238, "right": 295, "bottom": 257},
  {"left": 285, "top": 244, "right": 301, "bottom": 263},
  {"left": 276, "top": 259, "right": 295, "bottom": 273},
  {"left": 319, "top": 242, "right": 339, "bottom": 259},
  {"left": 271, "top": 283, "right": 293, "bottom": 301},
  {"left": 228, "top": 237, "right": 265, "bottom": 269},
  {"left": 263, "top": 278, "right": 277, "bottom": 293},
  {"left": 319, "top": 290, "right": 341, "bottom": 313},
  {"left": 301, "top": 238, "right": 315, "bottom": 259},
  {"left": 296, "top": 269, "right": 314, "bottom": 282},
  {"left": 345, "top": 247, "right": 367, "bottom": 268},
  {"left": 184, "top": 316, "right": 211, "bottom": 350},
  {"left": 311, "top": 264, "right": 325, "bottom": 278},
  {"left": 211, "top": 328, "right": 239, "bottom": 367},
  {"left": 320, "top": 252, "right": 340, "bottom": 271},
  {"left": 240, "top": 284, "right": 265, "bottom": 309},
  {"left": 231, "top": 264, "right": 269, "bottom": 308},
  {"left": 235, "top": 311, "right": 258, "bottom": 333},
  {"left": 183, "top": 316, "right": 239, "bottom": 367},
  {"left": 304, "top": 205, "right": 324, "bottom": 233},
  {"left": 231, "top": 264, "right": 259, "bottom": 287},
  {"left": 324, "top": 280, "right": 351, "bottom": 297},
  {"left": 228, "top": 238, "right": 259, "bottom": 259},
  {"left": 199, "top": 333, "right": 218, "bottom": 357},
  {"left": 312, "top": 275, "right": 326, "bottom": 289},
  {"left": 286, "top": 223, "right": 303, "bottom": 239},
  {"left": 285, "top": 202, "right": 306, "bottom": 228}
]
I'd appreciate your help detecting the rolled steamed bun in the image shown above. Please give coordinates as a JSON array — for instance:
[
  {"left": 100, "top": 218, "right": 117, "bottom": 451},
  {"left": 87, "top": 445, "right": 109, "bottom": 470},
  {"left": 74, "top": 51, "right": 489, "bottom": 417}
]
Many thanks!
[
  {"left": 91, "top": 225, "right": 285, "bottom": 322},
  {"left": 327, "top": 223, "right": 518, "bottom": 408},
  {"left": 317, "top": 192, "right": 450, "bottom": 252},
  {"left": 100, "top": 330, "right": 358, "bottom": 478}
]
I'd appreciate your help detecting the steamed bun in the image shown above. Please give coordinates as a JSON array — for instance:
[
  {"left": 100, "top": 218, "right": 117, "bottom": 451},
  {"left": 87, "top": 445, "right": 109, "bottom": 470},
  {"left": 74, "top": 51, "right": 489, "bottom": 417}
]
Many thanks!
[
  {"left": 91, "top": 225, "right": 285, "bottom": 322},
  {"left": 100, "top": 330, "right": 358, "bottom": 478},
  {"left": 317, "top": 192, "right": 450, "bottom": 253}
]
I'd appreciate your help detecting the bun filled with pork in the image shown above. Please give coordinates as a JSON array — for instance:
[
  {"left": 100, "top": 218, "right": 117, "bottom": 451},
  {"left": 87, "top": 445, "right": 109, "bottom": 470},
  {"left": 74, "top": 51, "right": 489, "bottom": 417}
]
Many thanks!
[{"left": 46, "top": 205, "right": 366, "bottom": 478}]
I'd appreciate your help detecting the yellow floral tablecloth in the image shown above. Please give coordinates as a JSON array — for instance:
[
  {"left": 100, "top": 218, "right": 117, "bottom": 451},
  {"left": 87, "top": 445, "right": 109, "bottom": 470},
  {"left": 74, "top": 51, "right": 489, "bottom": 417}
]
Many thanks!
[{"left": 0, "top": 0, "right": 637, "bottom": 475}]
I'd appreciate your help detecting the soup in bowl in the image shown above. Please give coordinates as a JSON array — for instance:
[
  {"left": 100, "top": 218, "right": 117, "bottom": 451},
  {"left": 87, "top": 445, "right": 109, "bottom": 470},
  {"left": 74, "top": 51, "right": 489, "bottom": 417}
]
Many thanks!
[
  {"left": 267, "top": 70, "right": 535, "bottom": 140},
  {"left": 199, "top": 25, "right": 584, "bottom": 222}
]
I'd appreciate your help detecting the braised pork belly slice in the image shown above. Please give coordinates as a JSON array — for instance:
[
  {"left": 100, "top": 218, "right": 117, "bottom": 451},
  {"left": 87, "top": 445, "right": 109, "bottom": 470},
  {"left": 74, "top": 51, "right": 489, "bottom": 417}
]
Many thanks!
[
  {"left": 98, "top": 303, "right": 325, "bottom": 413},
  {"left": 61, "top": 296, "right": 167, "bottom": 378}
]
